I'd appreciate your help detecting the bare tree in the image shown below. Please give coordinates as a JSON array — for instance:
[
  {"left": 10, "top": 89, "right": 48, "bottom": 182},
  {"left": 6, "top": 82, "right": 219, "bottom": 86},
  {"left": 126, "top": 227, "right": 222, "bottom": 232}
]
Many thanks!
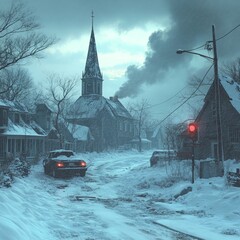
[
  {"left": 222, "top": 57, "right": 240, "bottom": 84},
  {"left": 0, "top": 2, "right": 56, "bottom": 71},
  {"left": 128, "top": 99, "right": 150, "bottom": 152},
  {"left": 47, "top": 75, "right": 79, "bottom": 148},
  {"left": 161, "top": 121, "right": 185, "bottom": 151},
  {"left": 0, "top": 67, "right": 33, "bottom": 102}
]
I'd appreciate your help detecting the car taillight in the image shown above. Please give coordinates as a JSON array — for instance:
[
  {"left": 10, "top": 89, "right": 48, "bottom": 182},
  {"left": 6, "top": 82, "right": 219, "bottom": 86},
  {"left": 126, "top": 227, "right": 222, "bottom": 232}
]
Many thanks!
[
  {"left": 80, "top": 161, "right": 86, "bottom": 167},
  {"left": 56, "top": 162, "right": 64, "bottom": 168}
]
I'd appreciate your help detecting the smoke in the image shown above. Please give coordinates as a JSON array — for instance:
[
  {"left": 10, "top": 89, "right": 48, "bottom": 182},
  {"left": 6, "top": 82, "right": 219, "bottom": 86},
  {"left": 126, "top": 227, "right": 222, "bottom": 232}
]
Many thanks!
[{"left": 115, "top": 0, "right": 240, "bottom": 98}]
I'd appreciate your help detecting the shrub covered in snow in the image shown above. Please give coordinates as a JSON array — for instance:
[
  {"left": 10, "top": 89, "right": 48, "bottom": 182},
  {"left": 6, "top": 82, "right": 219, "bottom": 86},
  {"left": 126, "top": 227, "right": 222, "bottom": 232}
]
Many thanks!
[{"left": 0, "top": 156, "right": 31, "bottom": 187}]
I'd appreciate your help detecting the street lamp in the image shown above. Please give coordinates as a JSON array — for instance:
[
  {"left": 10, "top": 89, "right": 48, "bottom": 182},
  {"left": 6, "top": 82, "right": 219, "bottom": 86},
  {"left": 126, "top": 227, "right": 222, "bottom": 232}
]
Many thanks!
[
  {"left": 177, "top": 25, "right": 224, "bottom": 173},
  {"left": 176, "top": 49, "right": 213, "bottom": 60}
]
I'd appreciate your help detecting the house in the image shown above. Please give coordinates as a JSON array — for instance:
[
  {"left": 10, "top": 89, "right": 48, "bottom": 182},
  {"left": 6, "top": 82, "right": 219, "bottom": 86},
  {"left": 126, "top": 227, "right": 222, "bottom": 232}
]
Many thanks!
[
  {"left": 67, "top": 21, "right": 135, "bottom": 151},
  {"left": 0, "top": 100, "right": 46, "bottom": 165},
  {"left": 34, "top": 103, "right": 93, "bottom": 153},
  {"left": 181, "top": 76, "right": 240, "bottom": 160},
  {"left": 67, "top": 123, "right": 94, "bottom": 152}
]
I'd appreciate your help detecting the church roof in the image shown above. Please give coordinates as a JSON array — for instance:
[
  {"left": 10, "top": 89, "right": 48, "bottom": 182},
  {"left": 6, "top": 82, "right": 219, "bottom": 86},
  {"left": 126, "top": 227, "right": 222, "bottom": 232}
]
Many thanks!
[
  {"left": 106, "top": 98, "right": 132, "bottom": 119},
  {"left": 69, "top": 95, "right": 132, "bottom": 120},
  {"left": 82, "top": 27, "right": 102, "bottom": 80}
]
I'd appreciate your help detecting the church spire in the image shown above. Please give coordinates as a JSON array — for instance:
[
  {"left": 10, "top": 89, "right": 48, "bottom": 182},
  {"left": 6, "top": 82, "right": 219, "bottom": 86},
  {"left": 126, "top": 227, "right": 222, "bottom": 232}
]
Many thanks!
[
  {"left": 82, "top": 12, "right": 103, "bottom": 96},
  {"left": 91, "top": 10, "right": 94, "bottom": 30}
]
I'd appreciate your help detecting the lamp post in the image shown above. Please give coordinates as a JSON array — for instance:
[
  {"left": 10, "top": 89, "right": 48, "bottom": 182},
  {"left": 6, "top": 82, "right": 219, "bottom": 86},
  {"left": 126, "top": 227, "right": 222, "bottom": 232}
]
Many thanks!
[{"left": 177, "top": 25, "right": 224, "bottom": 170}]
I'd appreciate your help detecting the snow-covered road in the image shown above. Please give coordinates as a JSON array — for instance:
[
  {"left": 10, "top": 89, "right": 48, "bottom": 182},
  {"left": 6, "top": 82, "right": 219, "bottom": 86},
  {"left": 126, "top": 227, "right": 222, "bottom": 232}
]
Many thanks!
[{"left": 1, "top": 150, "right": 240, "bottom": 240}]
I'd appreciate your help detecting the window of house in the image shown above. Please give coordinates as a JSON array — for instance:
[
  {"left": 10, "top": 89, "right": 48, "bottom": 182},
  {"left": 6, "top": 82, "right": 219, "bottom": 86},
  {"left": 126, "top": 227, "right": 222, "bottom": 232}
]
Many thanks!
[
  {"left": 15, "top": 113, "right": 20, "bottom": 124},
  {"left": 211, "top": 101, "right": 216, "bottom": 118},
  {"left": 229, "top": 127, "right": 240, "bottom": 143},
  {"left": 16, "top": 139, "right": 21, "bottom": 152},
  {"left": 124, "top": 122, "right": 128, "bottom": 132},
  {"left": 47, "top": 117, "right": 50, "bottom": 130},
  {"left": 119, "top": 122, "right": 123, "bottom": 131},
  {"left": 0, "top": 109, "right": 8, "bottom": 126}
]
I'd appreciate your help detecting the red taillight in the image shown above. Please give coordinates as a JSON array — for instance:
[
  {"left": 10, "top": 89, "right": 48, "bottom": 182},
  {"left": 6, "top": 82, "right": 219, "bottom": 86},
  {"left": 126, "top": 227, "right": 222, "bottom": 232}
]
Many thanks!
[
  {"left": 80, "top": 161, "right": 86, "bottom": 167},
  {"left": 56, "top": 162, "right": 64, "bottom": 168}
]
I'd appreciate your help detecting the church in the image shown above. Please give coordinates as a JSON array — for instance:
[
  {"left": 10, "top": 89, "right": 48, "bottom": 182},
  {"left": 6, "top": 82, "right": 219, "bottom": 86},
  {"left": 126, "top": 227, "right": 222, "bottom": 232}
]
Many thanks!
[{"left": 68, "top": 18, "right": 135, "bottom": 152}]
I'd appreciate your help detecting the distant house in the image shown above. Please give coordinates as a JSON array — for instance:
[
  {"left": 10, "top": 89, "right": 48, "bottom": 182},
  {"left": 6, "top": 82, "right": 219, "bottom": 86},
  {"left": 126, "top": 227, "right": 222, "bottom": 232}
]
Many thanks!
[
  {"left": 180, "top": 76, "right": 240, "bottom": 160},
  {"left": 34, "top": 103, "right": 93, "bottom": 153},
  {"left": 67, "top": 21, "right": 135, "bottom": 151},
  {"left": 0, "top": 100, "right": 46, "bottom": 165},
  {"left": 67, "top": 123, "right": 94, "bottom": 152}
]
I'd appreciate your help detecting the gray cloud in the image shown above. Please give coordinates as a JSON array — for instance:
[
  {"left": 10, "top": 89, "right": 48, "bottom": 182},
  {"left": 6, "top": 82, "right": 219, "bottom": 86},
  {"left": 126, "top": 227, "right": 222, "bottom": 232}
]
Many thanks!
[
  {"left": 115, "top": 0, "right": 240, "bottom": 98},
  {"left": 7, "top": 0, "right": 240, "bottom": 100}
]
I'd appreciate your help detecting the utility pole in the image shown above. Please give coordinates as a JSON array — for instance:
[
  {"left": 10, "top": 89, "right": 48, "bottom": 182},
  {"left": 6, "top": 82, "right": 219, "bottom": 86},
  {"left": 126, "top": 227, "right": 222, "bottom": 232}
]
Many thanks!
[{"left": 212, "top": 25, "right": 224, "bottom": 168}]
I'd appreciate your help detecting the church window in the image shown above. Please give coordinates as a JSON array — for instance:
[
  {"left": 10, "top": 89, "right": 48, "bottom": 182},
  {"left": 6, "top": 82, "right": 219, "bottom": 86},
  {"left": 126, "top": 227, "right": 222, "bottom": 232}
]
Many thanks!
[
  {"left": 87, "top": 83, "right": 92, "bottom": 94},
  {"left": 97, "top": 83, "right": 100, "bottom": 94}
]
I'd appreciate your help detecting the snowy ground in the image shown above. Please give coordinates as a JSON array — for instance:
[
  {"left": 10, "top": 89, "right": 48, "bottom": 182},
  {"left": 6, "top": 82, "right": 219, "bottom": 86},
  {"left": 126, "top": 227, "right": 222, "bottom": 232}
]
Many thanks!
[{"left": 1, "top": 150, "right": 240, "bottom": 240}]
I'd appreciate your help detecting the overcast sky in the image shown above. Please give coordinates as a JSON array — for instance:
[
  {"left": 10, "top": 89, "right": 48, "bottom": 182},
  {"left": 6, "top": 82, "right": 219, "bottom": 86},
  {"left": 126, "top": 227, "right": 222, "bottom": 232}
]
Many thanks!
[{"left": 3, "top": 0, "right": 240, "bottom": 122}]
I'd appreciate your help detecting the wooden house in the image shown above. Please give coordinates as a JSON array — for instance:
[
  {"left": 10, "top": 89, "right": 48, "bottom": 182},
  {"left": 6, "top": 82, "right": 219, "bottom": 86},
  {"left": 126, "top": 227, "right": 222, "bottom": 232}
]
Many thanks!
[
  {"left": 0, "top": 100, "right": 46, "bottom": 165},
  {"left": 182, "top": 76, "right": 240, "bottom": 160}
]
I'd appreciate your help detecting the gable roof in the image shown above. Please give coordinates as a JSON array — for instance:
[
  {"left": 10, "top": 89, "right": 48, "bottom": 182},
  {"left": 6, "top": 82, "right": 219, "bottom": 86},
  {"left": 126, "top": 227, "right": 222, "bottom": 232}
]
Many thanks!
[
  {"left": 220, "top": 76, "right": 240, "bottom": 113},
  {"left": 196, "top": 75, "right": 240, "bottom": 121},
  {"left": 67, "top": 123, "right": 94, "bottom": 141},
  {"left": 2, "top": 118, "right": 46, "bottom": 137},
  {"left": 0, "top": 99, "right": 28, "bottom": 113},
  {"left": 106, "top": 98, "right": 133, "bottom": 119},
  {"left": 68, "top": 95, "right": 132, "bottom": 120},
  {"left": 70, "top": 95, "right": 106, "bottom": 119}
]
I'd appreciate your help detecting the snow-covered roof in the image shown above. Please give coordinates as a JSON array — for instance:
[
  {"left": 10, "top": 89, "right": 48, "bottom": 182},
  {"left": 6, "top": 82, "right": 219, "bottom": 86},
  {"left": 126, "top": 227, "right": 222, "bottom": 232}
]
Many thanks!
[
  {"left": 106, "top": 98, "right": 133, "bottom": 119},
  {"left": 69, "top": 95, "right": 132, "bottom": 120},
  {"left": 2, "top": 119, "right": 46, "bottom": 137},
  {"left": 70, "top": 95, "right": 106, "bottom": 119},
  {"left": 220, "top": 76, "right": 240, "bottom": 113},
  {"left": 67, "top": 123, "right": 94, "bottom": 141},
  {"left": 0, "top": 99, "right": 28, "bottom": 113},
  {"left": 0, "top": 99, "right": 9, "bottom": 108}
]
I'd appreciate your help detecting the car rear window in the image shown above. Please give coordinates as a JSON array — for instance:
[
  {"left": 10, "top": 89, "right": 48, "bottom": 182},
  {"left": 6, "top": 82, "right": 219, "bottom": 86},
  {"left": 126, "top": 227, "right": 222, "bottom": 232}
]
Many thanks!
[{"left": 50, "top": 151, "right": 74, "bottom": 158}]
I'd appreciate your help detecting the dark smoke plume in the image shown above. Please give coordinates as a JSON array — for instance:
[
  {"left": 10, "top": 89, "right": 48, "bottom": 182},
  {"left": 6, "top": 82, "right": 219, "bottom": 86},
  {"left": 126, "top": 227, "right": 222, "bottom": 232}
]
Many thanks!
[{"left": 115, "top": 0, "right": 240, "bottom": 98}]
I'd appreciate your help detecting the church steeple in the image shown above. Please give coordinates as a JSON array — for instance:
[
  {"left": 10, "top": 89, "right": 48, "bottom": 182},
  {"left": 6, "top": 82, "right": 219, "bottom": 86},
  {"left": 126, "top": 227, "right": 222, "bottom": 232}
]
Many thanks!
[{"left": 82, "top": 11, "right": 103, "bottom": 96}]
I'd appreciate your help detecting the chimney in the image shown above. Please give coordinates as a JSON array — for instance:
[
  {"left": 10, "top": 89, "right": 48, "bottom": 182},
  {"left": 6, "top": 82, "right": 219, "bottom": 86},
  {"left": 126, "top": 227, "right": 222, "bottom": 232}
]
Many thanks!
[{"left": 109, "top": 96, "right": 118, "bottom": 102}]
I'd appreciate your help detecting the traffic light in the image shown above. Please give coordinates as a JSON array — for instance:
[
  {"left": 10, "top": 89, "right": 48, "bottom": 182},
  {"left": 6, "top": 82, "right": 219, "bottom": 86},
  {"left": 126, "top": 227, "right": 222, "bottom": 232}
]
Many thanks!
[{"left": 188, "top": 122, "right": 198, "bottom": 141}]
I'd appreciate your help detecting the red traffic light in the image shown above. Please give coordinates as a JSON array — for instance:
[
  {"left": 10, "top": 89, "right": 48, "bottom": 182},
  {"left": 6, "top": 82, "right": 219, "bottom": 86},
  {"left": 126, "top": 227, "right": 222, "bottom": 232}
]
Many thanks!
[
  {"left": 188, "top": 122, "right": 198, "bottom": 141},
  {"left": 188, "top": 123, "right": 197, "bottom": 133}
]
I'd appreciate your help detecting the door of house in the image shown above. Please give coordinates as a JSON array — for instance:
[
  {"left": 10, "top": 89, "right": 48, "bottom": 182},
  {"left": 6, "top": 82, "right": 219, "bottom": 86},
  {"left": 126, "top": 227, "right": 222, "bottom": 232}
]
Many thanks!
[{"left": 211, "top": 142, "right": 218, "bottom": 159}]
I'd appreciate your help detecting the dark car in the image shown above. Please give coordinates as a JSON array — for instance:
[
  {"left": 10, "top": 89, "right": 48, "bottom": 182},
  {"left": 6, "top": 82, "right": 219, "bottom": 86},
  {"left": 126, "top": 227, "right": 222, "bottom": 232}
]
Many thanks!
[
  {"left": 43, "top": 149, "right": 87, "bottom": 178},
  {"left": 150, "top": 150, "right": 176, "bottom": 167}
]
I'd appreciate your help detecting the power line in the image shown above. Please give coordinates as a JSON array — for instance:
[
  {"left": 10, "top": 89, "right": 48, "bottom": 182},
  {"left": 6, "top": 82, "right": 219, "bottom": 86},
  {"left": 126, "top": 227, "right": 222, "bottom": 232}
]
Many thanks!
[
  {"left": 156, "top": 63, "right": 214, "bottom": 126},
  {"left": 145, "top": 85, "right": 187, "bottom": 110},
  {"left": 186, "top": 24, "right": 240, "bottom": 52},
  {"left": 216, "top": 24, "right": 240, "bottom": 41}
]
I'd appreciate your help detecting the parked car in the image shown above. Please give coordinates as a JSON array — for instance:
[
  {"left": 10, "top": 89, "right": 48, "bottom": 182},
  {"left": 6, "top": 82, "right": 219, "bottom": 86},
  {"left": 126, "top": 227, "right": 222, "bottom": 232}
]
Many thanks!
[
  {"left": 43, "top": 149, "right": 87, "bottom": 178},
  {"left": 150, "top": 150, "right": 176, "bottom": 167}
]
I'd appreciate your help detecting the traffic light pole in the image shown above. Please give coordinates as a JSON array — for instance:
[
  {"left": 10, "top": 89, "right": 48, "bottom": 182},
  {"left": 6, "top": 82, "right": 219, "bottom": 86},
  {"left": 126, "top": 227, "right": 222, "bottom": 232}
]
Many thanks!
[{"left": 191, "top": 139, "right": 195, "bottom": 184}]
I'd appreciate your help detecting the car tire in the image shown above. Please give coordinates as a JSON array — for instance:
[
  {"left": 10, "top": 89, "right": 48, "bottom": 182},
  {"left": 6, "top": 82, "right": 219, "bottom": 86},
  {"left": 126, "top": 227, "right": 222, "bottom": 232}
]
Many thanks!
[
  {"left": 44, "top": 166, "right": 48, "bottom": 174},
  {"left": 80, "top": 171, "right": 86, "bottom": 177},
  {"left": 52, "top": 169, "right": 59, "bottom": 178}
]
